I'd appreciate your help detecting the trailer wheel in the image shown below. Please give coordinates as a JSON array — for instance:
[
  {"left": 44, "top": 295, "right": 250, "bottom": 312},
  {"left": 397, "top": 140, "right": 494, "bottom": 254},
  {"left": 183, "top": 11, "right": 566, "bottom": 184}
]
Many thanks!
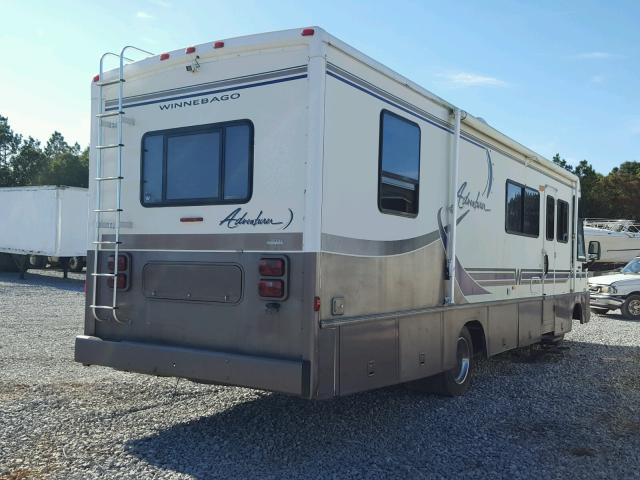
[
  {"left": 621, "top": 294, "right": 640, "bottom": 321},
  {"left": 591, "top": 307, "right": 609, "bottom": 315},
  {"left": 413, "top": 326, "right": 474, "bottom": 396},
  {"left": 68, "top": 256, "right": 85, "bottom": 273},
  {"left": 29, "top": 255, "right": 47, "bottom": 269}
]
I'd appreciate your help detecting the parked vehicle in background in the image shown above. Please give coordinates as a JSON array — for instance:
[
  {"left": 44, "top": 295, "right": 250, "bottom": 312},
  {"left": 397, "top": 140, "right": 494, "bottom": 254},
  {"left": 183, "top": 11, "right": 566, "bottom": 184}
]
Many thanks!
[
  {"left": 75, "top": 27, "right": 589, "bottom": 399},
  {"left": 584, "top": 219, "right": 640, "bottom": 271},
  {"left": 589, "top": 256, "right": 640, "bottom": 319},
  {"left": 0, "top": 186, "right": 88, "bottom": 277}
]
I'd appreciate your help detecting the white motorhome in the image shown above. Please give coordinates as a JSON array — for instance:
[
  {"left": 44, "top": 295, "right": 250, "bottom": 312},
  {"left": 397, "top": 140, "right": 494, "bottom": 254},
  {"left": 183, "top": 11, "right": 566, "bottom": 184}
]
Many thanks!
[{"left": 75, "top": 27, "right": 589, "bottom": 398}]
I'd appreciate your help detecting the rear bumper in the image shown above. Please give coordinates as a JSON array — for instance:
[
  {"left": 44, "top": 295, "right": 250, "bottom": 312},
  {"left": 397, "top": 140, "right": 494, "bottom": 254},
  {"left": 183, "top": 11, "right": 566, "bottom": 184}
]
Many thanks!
[
  {"left": 74, "top": 335, "right": 305, "bottom": 396},
  {"left": 589, "top": 294, "right": 624, "bottom": 310}
]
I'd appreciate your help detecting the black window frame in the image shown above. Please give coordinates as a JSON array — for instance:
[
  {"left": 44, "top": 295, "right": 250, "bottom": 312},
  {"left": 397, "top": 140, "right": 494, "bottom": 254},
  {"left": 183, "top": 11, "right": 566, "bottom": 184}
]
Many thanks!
[
  {"left": 377, "top": 109, "right": 421, "bottom": 218},
  {"left": 504, "top": 179, "right": 540, "bottom": 238},
  {"left": 545, "top": 195, "right": 555, "bottom": 241},
  {"left": 557, "top": 199, "right": 569, "bottom": 243},
  {"left": 140, "top": 119, "right": 254, "bottom": 208}
]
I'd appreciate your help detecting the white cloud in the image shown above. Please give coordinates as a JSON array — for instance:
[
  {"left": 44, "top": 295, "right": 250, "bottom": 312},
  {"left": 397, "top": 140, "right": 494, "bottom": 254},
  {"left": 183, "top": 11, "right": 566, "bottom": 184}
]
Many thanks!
[
  {"left": 591, "top": 74, "right": 605, "bottom": 84},
  {"left": 439, "top": 72, "right": 507, "bottom": 88},
  {"left": 148, "top": 0, "right": 171, "bottom": 6},
  {"left": 136, "top": 11, "right": 154, "bottom": 19},
  {"left": 573, "top": 51, "right": 621, "bottom": 60}
]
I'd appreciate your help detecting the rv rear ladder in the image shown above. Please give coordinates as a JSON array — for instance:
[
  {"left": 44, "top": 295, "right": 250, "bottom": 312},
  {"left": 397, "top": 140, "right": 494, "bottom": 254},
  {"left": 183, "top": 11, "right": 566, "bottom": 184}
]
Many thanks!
[{"left": 91, "top": 46, "right": 153, "bottom": 324}]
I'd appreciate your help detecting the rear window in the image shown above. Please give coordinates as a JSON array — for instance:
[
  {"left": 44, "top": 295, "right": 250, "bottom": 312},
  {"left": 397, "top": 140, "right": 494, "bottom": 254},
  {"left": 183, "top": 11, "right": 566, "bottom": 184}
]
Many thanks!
[{"left": 141, "top": 120, "right": 253, "bottom": 207}]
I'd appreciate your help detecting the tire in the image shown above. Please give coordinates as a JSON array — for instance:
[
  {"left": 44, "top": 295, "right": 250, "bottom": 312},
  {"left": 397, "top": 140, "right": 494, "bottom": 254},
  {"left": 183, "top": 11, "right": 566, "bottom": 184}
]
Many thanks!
[
  {"left": 591, "top": 307, "right": 609, "bottom": 315},
  {"left": 68, "top": 256, "right": 85, "bottom": 273},
  {"left": 29, "top": 255, "right": 47, "bottom": 269},
  {"left": 621, "top": 294, "right": 640, "bottom": 321},
  {"left": 414, "top": 326, "right": 474, "bottom": 396}
]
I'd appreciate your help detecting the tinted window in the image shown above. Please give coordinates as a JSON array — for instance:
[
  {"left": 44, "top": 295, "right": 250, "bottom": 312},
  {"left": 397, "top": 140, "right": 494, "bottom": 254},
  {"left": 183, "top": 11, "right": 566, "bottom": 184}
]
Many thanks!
[
  {"left": 505, "top": 182, "right": 522, "bottom": 233},
  {"left": 141, "top": 121, "right": 253, "bottom": 206},
  {"left": 546, "top": 196, "right": 555, "bottom": 241},
  {"left": 378, "top": 110, "right": 421, "bottom": 216},
  {"left": 223, "top": 125, "right": 252, "bottom": 201},
  {"left": 557, "top": 199, "right": 569, "bottom": 243},
  {"left": 166, "top": 131, "right": 220, "bottom": 201},
  {"left": 505, "top": 180, "right": 540, "bottom": 237},
  {"left": 523, "top": 187, "right": 540, "bottom": 236},
  {"left": 141, "top": 135, "right": 164, "bottom": 204}
]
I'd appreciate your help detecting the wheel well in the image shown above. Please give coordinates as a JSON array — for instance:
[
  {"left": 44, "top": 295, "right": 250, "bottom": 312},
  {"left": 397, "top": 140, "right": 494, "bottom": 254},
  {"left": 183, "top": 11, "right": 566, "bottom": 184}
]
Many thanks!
[
  {"left": 464, "top": 321, "right": 487, "bottom": 358},
  {"left": 572, "top": 303, "right": 583, "bottom": 321}
]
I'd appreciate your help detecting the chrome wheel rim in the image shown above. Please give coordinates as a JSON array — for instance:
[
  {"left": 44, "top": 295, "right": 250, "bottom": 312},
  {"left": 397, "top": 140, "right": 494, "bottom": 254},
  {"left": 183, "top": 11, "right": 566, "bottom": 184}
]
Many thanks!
[
  {"left": 454, "top": 336, "right": 471, "bottom": 384},
  {"left": 629, "top": 299, "right": 640, "bottom": 316}
]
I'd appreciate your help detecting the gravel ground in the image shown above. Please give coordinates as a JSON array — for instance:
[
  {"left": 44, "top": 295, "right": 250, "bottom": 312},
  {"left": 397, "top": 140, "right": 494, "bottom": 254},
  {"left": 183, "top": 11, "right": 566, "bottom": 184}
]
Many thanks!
[{"left": 1, "top": 270, "right": 639, "bottom": 480}]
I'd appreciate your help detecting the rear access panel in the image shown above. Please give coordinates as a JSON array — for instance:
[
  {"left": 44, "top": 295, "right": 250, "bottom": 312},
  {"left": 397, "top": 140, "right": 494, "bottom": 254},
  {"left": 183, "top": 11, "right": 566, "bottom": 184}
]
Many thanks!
[
  {"left": 142, "top": 262, "right": 242, "bottom": 303},
  {"left": 339, "top": 319, "right": 398, "bottom": 395}
]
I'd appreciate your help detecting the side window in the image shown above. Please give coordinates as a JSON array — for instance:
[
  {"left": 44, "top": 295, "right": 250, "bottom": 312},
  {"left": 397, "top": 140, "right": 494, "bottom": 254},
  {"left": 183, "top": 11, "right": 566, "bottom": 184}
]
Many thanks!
[
  {"left": 505, "top": 180, "right": 540, "bottom": 237},
  {"left": 546, "top": 196, "right": 555, "bottom": 241},
  {"left": 378, "top": 110, "right": 421, "bottom": 216},
  {"left": 557, "top": 199, "right": 569, "bottom": 243},
  {"left": 141, "top": 120, "right": 253, "bottom": 207}
]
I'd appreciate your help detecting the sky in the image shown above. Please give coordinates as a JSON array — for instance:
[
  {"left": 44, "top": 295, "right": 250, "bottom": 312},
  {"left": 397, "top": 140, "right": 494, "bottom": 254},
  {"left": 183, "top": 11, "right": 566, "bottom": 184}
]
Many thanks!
[{"left": 0, "top": 0, "right": 638, "bottom": 174}]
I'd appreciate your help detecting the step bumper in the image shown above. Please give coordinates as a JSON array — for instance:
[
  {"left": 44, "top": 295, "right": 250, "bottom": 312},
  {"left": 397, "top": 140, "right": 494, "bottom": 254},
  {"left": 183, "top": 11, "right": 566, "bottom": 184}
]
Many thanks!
[{"left": 74, "top": 335, "right": 304, "bottom": 396}]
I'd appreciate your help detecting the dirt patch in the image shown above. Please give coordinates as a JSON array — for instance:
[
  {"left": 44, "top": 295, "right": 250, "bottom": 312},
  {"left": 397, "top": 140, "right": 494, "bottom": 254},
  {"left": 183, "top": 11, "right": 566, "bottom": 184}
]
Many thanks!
[
  {"left": 568, "top": 447, "right": 597, "bottom": 457},
  {"left": 509, "top": 344, "right": 569, "bottom": 364},
  {"left": 0, "top": 468, "right": 40, "bottom": 480}
]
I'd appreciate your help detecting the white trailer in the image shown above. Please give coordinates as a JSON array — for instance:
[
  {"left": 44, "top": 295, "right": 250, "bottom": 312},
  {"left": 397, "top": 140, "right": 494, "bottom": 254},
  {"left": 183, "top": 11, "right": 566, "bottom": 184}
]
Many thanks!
[
  {"left": 584, "top": 219, "right": 640, "bottom": 270},
  {"left": 75, "top": 27, "right": 590, "bottom": 398},
  {"left": 0, "top": 186, "right": 89, "bottom": 276}
]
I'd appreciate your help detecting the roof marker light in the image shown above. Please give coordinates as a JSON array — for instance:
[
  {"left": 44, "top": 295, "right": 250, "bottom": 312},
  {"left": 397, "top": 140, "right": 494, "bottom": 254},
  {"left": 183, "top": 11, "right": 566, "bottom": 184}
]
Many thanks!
[
  {"left": 160, "top": 52, "right": 170, "bottom": 61},
  {"left": 301, "top": 28, "right": 315, "bottom": 36},
  {"left": 185, "top": 46, "right": 196, "bottom": 54},
  {"left": 92, "top": 74, "right": 100, "bottom": 83},
  {"left": 214, "top": 41, "right": 225, "bottom": 49}
]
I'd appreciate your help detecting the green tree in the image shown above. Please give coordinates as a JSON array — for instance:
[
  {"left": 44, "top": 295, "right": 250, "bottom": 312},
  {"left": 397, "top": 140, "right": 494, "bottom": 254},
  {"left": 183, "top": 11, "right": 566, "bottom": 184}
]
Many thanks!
[
  {"left": 552, "top": 153, "right": 574, "bottom": 173},
  {"left": 0, "top": 115, "right": 22, "bottom": 186},
  {"left": 38, "top": 132, "right": 88, "bottom": 187},
  {"left": 11, "top": 137, "right": 47, "bottom": 186},
  {"left": 39, "top": 146, "right": 89, "bottom": 188}
]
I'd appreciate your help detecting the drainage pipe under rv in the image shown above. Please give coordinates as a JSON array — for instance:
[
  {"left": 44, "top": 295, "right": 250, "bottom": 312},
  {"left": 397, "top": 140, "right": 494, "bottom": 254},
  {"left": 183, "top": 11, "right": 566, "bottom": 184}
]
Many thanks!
[{"left": 447, "top": 108, "right": 462, "bottom": 304}]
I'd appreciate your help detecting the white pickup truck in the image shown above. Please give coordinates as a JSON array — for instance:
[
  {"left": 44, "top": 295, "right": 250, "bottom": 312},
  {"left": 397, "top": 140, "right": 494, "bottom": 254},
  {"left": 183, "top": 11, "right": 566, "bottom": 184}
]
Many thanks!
[{"left": 589, "top": 256, "right": 640, "bottom": 319}]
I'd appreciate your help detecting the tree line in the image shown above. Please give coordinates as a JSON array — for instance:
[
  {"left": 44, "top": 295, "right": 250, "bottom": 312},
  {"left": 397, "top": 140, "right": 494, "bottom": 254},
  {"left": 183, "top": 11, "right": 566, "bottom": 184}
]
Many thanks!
[
  {"left": 0, "top": 113, "right": 637, "bottom": 220},
  {"left": 552, "top": 154, "right": 640, "bottom": 220},
  {"left": 0, "top": 115, "right": 88, "bottom": 188}
]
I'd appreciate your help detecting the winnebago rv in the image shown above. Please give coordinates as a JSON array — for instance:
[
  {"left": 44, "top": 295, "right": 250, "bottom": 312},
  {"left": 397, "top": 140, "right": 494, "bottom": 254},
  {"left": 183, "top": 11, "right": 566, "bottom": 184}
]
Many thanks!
[
  {"left": 0, "top": 186, "right": 88, "bottom": 277},
  {"left": 75, "top": 28, "right": 589, "bottom": 398}
]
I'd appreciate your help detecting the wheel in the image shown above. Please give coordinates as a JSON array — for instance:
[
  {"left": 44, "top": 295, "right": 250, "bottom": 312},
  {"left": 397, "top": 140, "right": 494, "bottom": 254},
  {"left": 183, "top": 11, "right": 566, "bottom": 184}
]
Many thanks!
[
  {"left": 621, "top": 294, "right": 640, "bottom": 321},
  {"left": 29, "top": 255, "right": 47, "bottom": 269},
  {"left": 413, "top": 326, "right": 474, "bottom": 396},
  {"left": 591, "top": 307, "right": 609, "bottom": 315},
  {"left": 68, "top": 256, "right": 85, "bottom": 273}
]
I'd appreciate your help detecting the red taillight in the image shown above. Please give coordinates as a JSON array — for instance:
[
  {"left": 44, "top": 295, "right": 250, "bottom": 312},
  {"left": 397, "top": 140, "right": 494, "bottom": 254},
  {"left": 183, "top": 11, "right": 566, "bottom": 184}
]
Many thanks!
[
  {"left": 259, "top": 258, "right": 285, "bottom": 277},
  {"left": 92, "top": 74, "right": 100, "bottom": 83},
  {"left": 313, "top": 296, "right": 321, "bottom": 312},
  {"left": 107, "top": 274, "right": 127, "bottom": 289},
  {"left": 160, "top": 52, "right": 170, "bottom": 61},
  {"left": 107, "top": 255, "right": 128, "bottom": 272},
  {"left": 301, "top": 28, "right": 315, "bottom": 36},
  {"left": 213, "top": 41, "right": 224, "bottom": 49},
  {"left": 259, "top": 280, "right": 284, "bottom": 298},
  {"left": 185, "top": 46, "right": 196, "bottom": 54}
]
